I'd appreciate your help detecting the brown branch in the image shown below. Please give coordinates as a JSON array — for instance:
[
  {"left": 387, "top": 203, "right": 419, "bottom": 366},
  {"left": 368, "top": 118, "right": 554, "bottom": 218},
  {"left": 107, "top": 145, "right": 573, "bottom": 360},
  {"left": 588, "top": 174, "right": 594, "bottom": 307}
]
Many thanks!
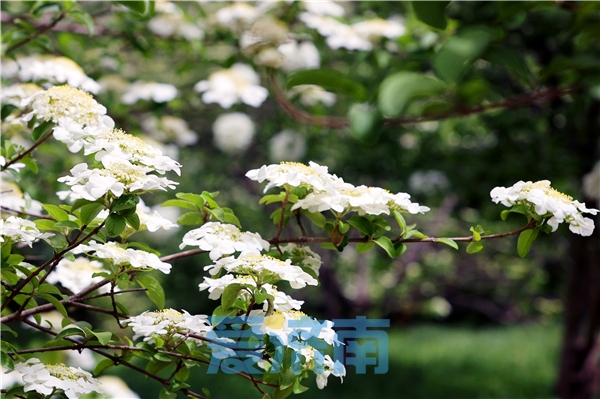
[
  {"left": 269, "top": 70, "right": 580, "bottom": 128},
  {"left": 160, "top": 248, "right": 206, "bottom": 263},
  {"left": 4, "top": 12, "right": 66, "bottom": 54},
  {"left": 0, "top": 205, "right": 52, "bottom": 219},
  {"left": 1, "top": 130, "right": 54, "bottom": 172}
]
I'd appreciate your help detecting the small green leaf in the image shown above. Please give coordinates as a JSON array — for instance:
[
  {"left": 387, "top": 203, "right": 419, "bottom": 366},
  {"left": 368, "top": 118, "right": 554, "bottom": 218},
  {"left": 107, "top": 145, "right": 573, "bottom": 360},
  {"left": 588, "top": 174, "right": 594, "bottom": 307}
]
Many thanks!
[
  {"left": 374, "top": 236, "right": 395, "bottom": 258},
  {"left": 42, "top": 204, "right": 69, "bottom": 222},
  {"left": 221, "top": 283, "right": 245, "bottom": 310},
  {"left": 20, "top": 155, "right": 38, "bottom": 174},
  {"left": 469, "top": 226, "right": 481, "bottom": 241},
  {"left": 286, "top": 69, "right": 368, "bottom": 102},
  {"left": 1, "top": 352, "right": 14, "bottom": 370},
  {"left": 159, "top": 387, "right": 177, "bottom": 399},
  {"left": 517, "top": 229, "right": 538, "bottom": 258},
  {"left": 395, "top": 243, "right": 407, "bottom": 257},
  {"left": 79, "top": 203, "right": 105, "bottom": 225},
  {"left": 378, "top": 72, "right": 447, "bottom": 117},
  {"left": 1, "top": 104, "right": 18, "bottom": 120},
  {"left": 69, "top": 10, "right": 94, "bottom": 36},
  {"left": 124, "top": 212, "right": 140, "bottom": 230},
  {"left": 348, "top": 103, "right": 381, "bottom": 142},
  {"left": 115, "top": 0, "right": 151, "bottom": 15},
  {"left": 436, "top": 238, "right": 459, "bottom": 250},
  {"left": 466, "top": 241, "right": 484, "bottom": 254},
  {"left": 90, "top": 331, "right": 112, "bottom": 345},
  {"left": 54, "top": 220, "right": 81, "bottom": 230},
  {"left": 302, "top": 211, "right": 326, "bottom": 228},
  {"left": 411, "top": 1, "right": 449, "bottom": 30},
  {"left": 38, "top": 293, "right": 68, "bottom": 318},
  {"left": 105, "top": 214, "right": 126, "bottom": 237},
  {"left": 55, "top": 327, "right": 86, "bottom": 341},
  {"left": 356, "top": 242, "right": 375, "bottom": 254},
  {"left": 136, "top": 274, "right": 165, "bottom": 309},
  {"left": 94, "top": 358, "right": 115, "bottom": 376},
  {"left": 347, "top": 216, "right": 374, "bottom": 236},
  {"left": 175, "top": 193, "right": 206, "bottom": 208},
  {"left": 37, "top": 284, "right": 62, "bottom": 295},
  {"left": 177, "top": 212, "right": 203, "bottom": 225},
  {"left": 32, "top": 120, "right": 54, "bottom": 141},
  {"left": 110, "top": 195, "right": 139, "bottom": 212},
  {"left": 161, "top": 199, "right": 198, "bottom": 211}
]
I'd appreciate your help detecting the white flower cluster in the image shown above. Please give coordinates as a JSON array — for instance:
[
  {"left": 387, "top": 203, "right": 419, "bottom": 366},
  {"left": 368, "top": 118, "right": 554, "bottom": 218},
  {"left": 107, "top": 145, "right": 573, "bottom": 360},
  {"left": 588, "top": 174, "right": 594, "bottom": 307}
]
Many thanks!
[
  {"left": 72, "top": 241, "right": 172, "bottom": 274},
  {"left": 141, "top": 115, "right": 198, "bottom": 147},
  {"left": 212, "top": 112, "right": 255, "bottom": 154},
  {"left": 7, "top": 358, "right": 102, "bottom": 399},
  {"left": 194, "top": 63, "right": 268, "bottom": 108},
  {"left": 121, "top": 81, "right": 178, "bottom": 105},
  {"left": 180, "top": 222, "right": 269, "bottom": 260},
  {"left": 0, "top": 83, "right": 44, "bottom": 107},
  {"left": 280, "top": 243, "right": 322, "bottom": 277},
  {"left": 124, "top": 309, "right": 212, "bottom": 344},
  {"left": 204, "top": 254, "right": 318, "bottom": 289},
  {"left": 45, "top": 257, "right": 109, "bottom": 294},
  {"left": 0, "top": 216, "right": 53, "bottom": 247},
  {"left": 299, "top": 5, "right": 405, "bottom": 52},
  {"left": 1, "top": 55, "right": 101, "bottom": 93},
  {"left": 147, "top": 4, "right": 204, "bottom": 41},
  {"left": 246, "top": 162, "right": 430, "bottom": 216},
  {"left": 199, "top": 274, "right": 304, "bottom": 311},
  {"left": 490, "top": 180, "right": 598, "bottom": 236}
]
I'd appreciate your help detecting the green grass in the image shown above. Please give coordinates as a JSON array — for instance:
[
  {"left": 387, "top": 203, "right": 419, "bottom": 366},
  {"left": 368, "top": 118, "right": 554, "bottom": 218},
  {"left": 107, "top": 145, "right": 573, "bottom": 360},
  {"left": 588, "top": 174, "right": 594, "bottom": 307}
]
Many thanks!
[{"left": 120, "top": 323, "right": 561, "bottom": 399}]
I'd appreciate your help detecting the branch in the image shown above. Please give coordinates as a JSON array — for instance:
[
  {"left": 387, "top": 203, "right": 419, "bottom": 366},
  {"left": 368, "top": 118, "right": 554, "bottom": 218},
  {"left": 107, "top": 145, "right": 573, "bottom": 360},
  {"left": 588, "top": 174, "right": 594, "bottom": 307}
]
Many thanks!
[
  {"left": 4, "top": 12, "right": 66, "bottom": 54},
  {"left": 1, "top": 130, "right": 54, "bottom": 172},
  {"left": 269, "top": 71, "right": 580, "bottom": 128},
  {"left": 0, "top": 205, "right": 52, "bottom": 219}
]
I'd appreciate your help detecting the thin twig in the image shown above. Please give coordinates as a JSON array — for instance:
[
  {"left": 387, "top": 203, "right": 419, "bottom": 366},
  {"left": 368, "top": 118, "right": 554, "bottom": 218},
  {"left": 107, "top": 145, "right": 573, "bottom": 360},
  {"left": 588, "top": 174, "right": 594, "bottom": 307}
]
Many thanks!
[
  {"left": 0, "top": 205, "right": 51, "bottom": 219},
  {"left": 1, "top": 130, "right": 54, "bottom": 172},
  {"left": 4, "top": 12, "right": 66, "bottom": 54}
]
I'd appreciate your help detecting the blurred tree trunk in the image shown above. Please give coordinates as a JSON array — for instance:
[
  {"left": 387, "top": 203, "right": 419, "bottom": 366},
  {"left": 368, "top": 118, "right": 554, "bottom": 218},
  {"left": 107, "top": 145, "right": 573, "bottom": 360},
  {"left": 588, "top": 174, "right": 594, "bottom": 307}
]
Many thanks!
[{"left": 556, "top": 101, "right": 600, "bottom": 399}]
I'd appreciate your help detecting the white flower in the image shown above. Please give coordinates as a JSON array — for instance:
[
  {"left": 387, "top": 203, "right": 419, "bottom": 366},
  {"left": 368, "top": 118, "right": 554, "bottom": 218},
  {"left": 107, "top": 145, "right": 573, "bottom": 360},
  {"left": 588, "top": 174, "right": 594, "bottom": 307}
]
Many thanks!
[
  {"left": 124, "top": 309, "right": 212, "bottom": 344},
  {"left": 301, "top": 1, "right": 345, "bottom": 17},
  {"left": 280, "top": 243, "right": 322, "bottom": 276},
  {"left": 278, "top": 40, "right": 321, "bottom": 72},
  {"left": 180, "top": 222, "right": 269, "bottom": 260},
  {"left": 97, "top": 376, "right": 140, "bottom": 399},
  {"left": 299, "top": 13, "right": 372, "bottom": 51},
  {"left": 214, "top": 2, "right": 260, "bottom": 27},
  {"left": 288, "top": 84, "right": 336, "bottom": 107},
  {"left": 253, "top": 47, "right": 285, "bottom": 68},
  {"left": 352, "top": 17, "right": 406, "bottom": 41},
  {"left": 199, "top": 274, "right": 303, "bottom": 310},
  {"left": 148, "top": 14, "right": 204, "bottom": 40},
  {"left": 212, "top": 112, "right": 255, "bottom": 154},
  {"left": 136, "top": 199, "right": 179, "bottom": 233},
  {"left": 490, "top": 180, "right": 598, "bottom": 236},
  {"left": 0, "top": 181, "right": 43, "bottom": 217},
  {"left": 45, "top": 257, "right": 109, "bottom": 294},
  {"left": 8, "top": 358, "right": 102, "bottom": 399},
  {"left": 269, "top": 129, "right": 307, "bottom": 162},
  {"left": 204, "top": 254, "right": 318, "bottom": 289},
  {"left": 246, "top": 161, "right": 337, "bottom": 193},
  {"left": 194, "top": 63, "right": 268, "bottom": 108},
  {"left": 121, "top": 81, "right": 178, "bottom": 104},
  {"left": 0, "top": 216, "right": 53, "bottom": 247},
  {"left": 0, "top": 155, "right": 26, "bottom": 175},
  {"left": 141, "top": 114, "right": 198, "bottom": 146},
  {"left": 72, "top": 241, "right": 172, "bottom": 274},
  {"left": 2, "top": 55, "right": 101, "bottom": 93},
  {"left": 0, "top": 83, "right": 44, "bottom": 106},
  {"left": 316, "top": 354, "right": 346, "bottom": 389}
]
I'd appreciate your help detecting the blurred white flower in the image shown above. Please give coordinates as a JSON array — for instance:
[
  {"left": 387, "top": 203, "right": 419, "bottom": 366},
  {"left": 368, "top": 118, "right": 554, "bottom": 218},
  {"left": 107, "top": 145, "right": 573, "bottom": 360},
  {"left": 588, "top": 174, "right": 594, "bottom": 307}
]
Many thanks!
[
  {"left": 148, "top": 14, "right": 204, "bottom": 40},
  {"left": 121, "top": 81, "right": 178, "bottom": 104},
  {"left": 352, "top": 17, "right": 406, "bottom": 41},
  {"left": 214, "top": 2, "right": 260, "bottom": 27},
  {"left": 278, "top": 40, "right": 320, "bottom": 73},
  {"left": 253, "top": 47, "right": 285, "bottom": 68},
  {"left": 194, "top": 63, "right": 268, "bottom": 108},
  {"left": 212, "top": 112, "right": 255, "bottom": 154},
  {"left": 269, "top": 129, "right": 307, "bottom": 162},
  {"left": 0, "top": 180, "right": 43, "bottom": 217},
  {"left": 0, "top": 216, "right": 53, "bottom": 247},
  {"left": 45, "top": 257, "right": 109, "bottom": 294},
  {"left": 97, "top": 376, "right": 140, "bottom": 399},
  {"left": 582, "top": 160, "right": 600, "bottom": 207},
  {"left": 408, "top": 170, "right": 450, "bottom": 195},
  {"left": 288, "top": 84, "right": 336, "bottom": 107},
  {"left": 0, "top": 83, "right": 44, "bottom": 106},
  {"left": 299, "top": 13, "right": 372, "bottom": 51},
  {"left": 301, "top": 0, "right": 345, "bottom": 17},
  {"left": 141, "top": 114, "right": 198, "bottom": 146},
  {"left": 1, "top": 55, "right": 101, "bottom": 93}
]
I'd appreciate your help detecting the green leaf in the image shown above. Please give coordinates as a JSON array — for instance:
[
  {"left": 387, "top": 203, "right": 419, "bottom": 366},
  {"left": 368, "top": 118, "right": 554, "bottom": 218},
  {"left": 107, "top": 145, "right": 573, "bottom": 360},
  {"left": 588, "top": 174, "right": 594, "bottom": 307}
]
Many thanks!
[
  {"left": 175, "top": 193, "right": 206, "bottom": 208},
  {"left": 1, "top": 352, "right": 14, "bottom": 370},
  {"left": 302, "top": 210, "right": 326, "bottom": 228},
  {"left": 38, "top": 293, "right": 68, "bottom": 319},
  {"left": 286, "top": 69, "right": 368, "bottom": 102},
  {"left": 500, "top": 204, "right": 528, "bottom": 221},
  {"left": 55, "top": 327, "right": 86, "bottom": 341},
  {"left": 260, "top": 193, "right": 286, "bottom": 205},
  {"left": 136, "top": 274, "right": 165, "bottom": 309},
  {"left": 37, "top": 284, "right": 62, "bottom": 295},
  {"left": 94, "top": 358, "right": 115, "bottom": 376},
  {"left": 356, "top": 242, "right": 375, "bottom": 254},
  {"left": 469, "top": 226, "right": 481, "bottom": 241},
  {"left": 177, "top": 211, "right": 203, "bottom": 225},
  {"left": 432, "top": 27, "right": 493, "bottom": 83},
  {"left": 395, "top": 243, "right": 407, "bottom": 257},
  {"left": 54, "top": 220, "right": 81, "bottom": 230},
  {"left": 347, "top": 216, "right": 374, "bottom": 236},
  {"left": 110, "top": 195, "right": 139, "bottom": 212},
  {"left": 221, "top": 283, "right": 245, "bottom": 310},
  {"left": 79, "top": 203, "right": 105, "bottom": 225},
  {"left": 482, "top": 45, "right": 533, "bottom": 86},
  {"left": 6, "top": 254, "right": 24, "bottom": 266},
  {"left": 124, "top": 212, "right": 140, "bottom": 230},
  {"left": 1, "top": 104, "right": 18, "bottom": 120},
  {"left": 378, "top": 72, "right": 447, "bottom": 117},
  {"left": 106, "top": 214, "right": 126, "bottom": 237},
  {"left": 69, "top": 10, "right": 94, "bottom": 36},
  {"left": 91, "top": 331, "right": 112, "bottom": 345},
  {"left": 223, "top": 208, "right": 241, "bottom": 228},
  {"left": 436, "top": 238, "right": 458, "bottom": 250},
  {"left": 70, "top": 198, "right": 102, "bottom": 213},
  {"left": 159, "top": 387, "right": 177, "bottom": 399},
  {"left": 42, "top": 204, "right": 69, "bottom": 222},
  {"left": 348, "top": 103, "right": 381, "bottom": 142},
  {"left": 32, "top": 120, "right": 55, "bottom": 141},
  {"left": 161, "top": 199, "right": 198, "bottom": 211},
  {"left": 115, "top": 0, "right": 151, "bottom": 15},
  {"left": 517, "top": 229, "right": 538, "bottom": 258},
  {"left": 374, "top": 236, "right": 395, "bottom": 258},
  {"left": 466, "top": 241, "right": 484, "bottom": 254},
  {"left": 411, "top": 1, "right": 449, "bottom": 30},
  {"left": 20, "top": 155, "right": 38, "bottom": 174},
  {"left": 211, "top": 305, "right": 238, "bottom": 326}
]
